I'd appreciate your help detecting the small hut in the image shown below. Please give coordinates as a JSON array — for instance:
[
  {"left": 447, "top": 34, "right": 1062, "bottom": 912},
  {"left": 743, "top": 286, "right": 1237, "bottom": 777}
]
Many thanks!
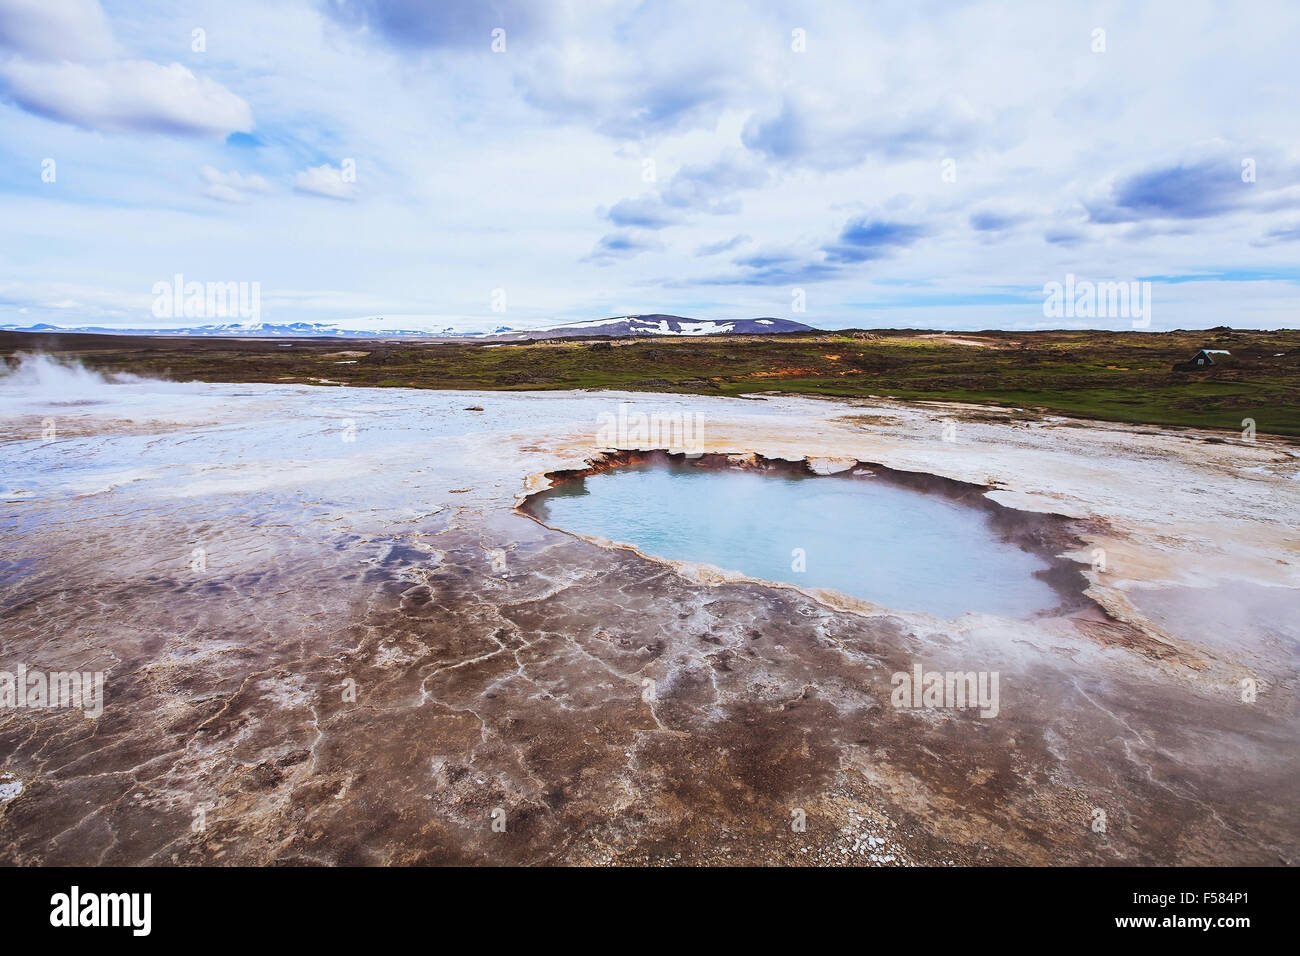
[{"left": 1174, "top": 348, "right": 1230, "bottom": 371}]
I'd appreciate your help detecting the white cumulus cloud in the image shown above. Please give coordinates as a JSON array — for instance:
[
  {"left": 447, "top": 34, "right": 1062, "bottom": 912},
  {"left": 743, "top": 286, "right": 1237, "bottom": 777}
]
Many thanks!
[
  {"left": 0, "top": 0, "right": 251, "bottom": 137},
  {"left": 0, "top": 58, "right": 252, "bottom": 136},
  {"left": 200, "top": 166, "right": 272, "bottom": 203},
  {"left": 0, "top": 0, "right": 116, "bottom": 61},
  {"left": 294, "top": 163, "right": 357, "bottom": 201}
]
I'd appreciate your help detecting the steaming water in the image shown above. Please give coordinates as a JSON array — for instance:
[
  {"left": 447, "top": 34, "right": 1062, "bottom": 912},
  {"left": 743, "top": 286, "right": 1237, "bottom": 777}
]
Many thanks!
[
  {"left": 532, "top": 462, "right": 1063, "bottom": 618},
  {"left": 2, "top": 358, "right": 1061, "bottom": 618}
]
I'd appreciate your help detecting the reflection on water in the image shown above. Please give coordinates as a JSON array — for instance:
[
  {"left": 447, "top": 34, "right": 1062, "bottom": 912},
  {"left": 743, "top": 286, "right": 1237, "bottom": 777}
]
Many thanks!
[{"left": 532, "top": 462, "right": 1063, "bottom": 618}]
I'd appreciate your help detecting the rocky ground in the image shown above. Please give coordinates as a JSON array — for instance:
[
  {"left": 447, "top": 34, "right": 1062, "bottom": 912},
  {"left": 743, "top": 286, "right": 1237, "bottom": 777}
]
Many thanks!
[{"left": 1, "top": 370, "right": 1296, "bottom": 865}]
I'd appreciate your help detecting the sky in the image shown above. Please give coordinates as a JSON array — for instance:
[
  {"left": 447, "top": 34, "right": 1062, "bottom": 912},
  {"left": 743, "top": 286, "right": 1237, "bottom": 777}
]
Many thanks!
[{"left": 0, "top": 0, "right": 1298, "bottom": 332}]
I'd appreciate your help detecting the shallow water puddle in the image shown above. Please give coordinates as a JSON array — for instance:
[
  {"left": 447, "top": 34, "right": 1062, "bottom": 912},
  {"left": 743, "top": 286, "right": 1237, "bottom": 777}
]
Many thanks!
[{"left": 530, "top": 460, "right": 1065, "bottom": 618}]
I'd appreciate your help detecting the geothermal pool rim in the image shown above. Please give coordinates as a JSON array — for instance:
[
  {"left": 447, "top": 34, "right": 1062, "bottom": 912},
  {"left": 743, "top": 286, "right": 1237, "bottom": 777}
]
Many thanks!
[{"left": 517, "top": 448, "right": 1107, "bottom": 622}]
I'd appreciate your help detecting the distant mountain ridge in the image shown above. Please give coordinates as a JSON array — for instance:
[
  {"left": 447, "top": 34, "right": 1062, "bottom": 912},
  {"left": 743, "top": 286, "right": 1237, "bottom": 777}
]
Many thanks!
[
  {"left": 0, "top": 315, "right": 814, "bottom": 339},
  {"left": 0, "top": 321, "right": 446, "bottom": 338},
  {"left": 481, "top": 315, "right": 812, "bottom": 340}
]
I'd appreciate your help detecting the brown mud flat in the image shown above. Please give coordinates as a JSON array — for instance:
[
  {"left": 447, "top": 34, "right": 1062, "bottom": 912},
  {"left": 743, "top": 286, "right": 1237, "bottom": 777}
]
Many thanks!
[
  {"left": 1, "top": 510, "right": 1285, "bottom": 866},
  {"left": 1, "top": 386, "right": 1295, "bottom": 866}
]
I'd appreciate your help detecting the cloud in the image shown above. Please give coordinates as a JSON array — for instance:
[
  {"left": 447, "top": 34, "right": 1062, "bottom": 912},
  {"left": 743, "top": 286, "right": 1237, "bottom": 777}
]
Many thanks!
[
  {"left": 1044, "top": 227, "right": 1084, "bottom": 246},
  {"left": 294, "top": 163, "right": 357, "bottom": 200},
  {"left": 583, "top": 231, "right": 663, "bottom": 265},
  {"left": 659, "top": 153, "right": 768, "bottom": 212},
  {"left": 519, "top": 55, "right": 732, "bottom": 140},
  {"left": 327, "top": 1, "right": 741, "bottom": 140},
  {"left": 741, "top": 97, "right": 982, "bottom": 171},
  {"left": 0, "top": 0, "right": 251, "bottom": 137},
  {"left": 505, "top": 2, "right": 748, "bottom": 140},
  {"left": 0, "top": 278, "right": 150, "bottom": 322},
  {"left": 695, "top": 234, "right": 750, "bottom": 256},
  {"left": 1259, "top": 223, "right": 1300, "bottom": 243},
  {"left": 607, "top": 197, "right": 680, "bottom": 229},
  {"left": 1087, "top": 159, "right": 1257, "bottom": 223},
  {"left": 685, "top": 212, "right": 929, "bottom": 287},
  {"left": 0, "top": 58, "right": 253, "bottom": 136},
  {"left": 0, "top": 0, "right": 115, "bottom": 61},
  {"left": 822, "top": 218, "right": 928, "bottom": 263},
  {"left": 323, "top": 0, "right": 547, "bottom": 50},
  {"left": 4, "top": 1, "right": 1300, "bottom": 333},
  {"left": 970, "top": 210, "right": 1026, "bottom": 232},
  {"left": 688, "top": 213, "right": 928, "bottom": 287},
  {"left": 200, "top": 166, "right": 272, "bottom": 203},
  {"left": 739, "top": 101, "right": 807, "bottom": 162},
  {"left": 724, "top": 250, "right": 841, "bottom": 286},
  {"left": 604, "top": 153, "right": 767, "bottom": 230}
]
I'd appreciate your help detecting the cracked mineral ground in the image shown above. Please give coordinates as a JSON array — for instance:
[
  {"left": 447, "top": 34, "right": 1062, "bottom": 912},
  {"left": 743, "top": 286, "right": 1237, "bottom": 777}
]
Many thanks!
[{"left": 1, "top": 369, "right": 1297, "bottom": 865}]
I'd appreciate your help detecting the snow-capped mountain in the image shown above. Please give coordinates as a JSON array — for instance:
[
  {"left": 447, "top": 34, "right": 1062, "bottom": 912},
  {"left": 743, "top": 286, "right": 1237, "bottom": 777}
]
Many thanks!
[
  {"left": 0, "top": 321, "right": 452, "bottom": 338},
  {"left": 481, "top": 315, "right": 812, "bottom": 340},
  {"left": 0, "top": 315, "right": 812, "bottom": 339}
]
